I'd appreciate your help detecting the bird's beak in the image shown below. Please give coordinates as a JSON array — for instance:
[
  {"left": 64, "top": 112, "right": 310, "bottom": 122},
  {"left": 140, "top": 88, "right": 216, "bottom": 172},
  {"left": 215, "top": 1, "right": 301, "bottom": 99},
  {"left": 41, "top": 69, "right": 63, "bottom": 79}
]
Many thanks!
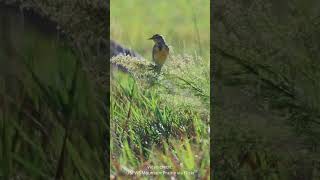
[{"left": 148, "top": 37, "right": 153, "bottom": 40}]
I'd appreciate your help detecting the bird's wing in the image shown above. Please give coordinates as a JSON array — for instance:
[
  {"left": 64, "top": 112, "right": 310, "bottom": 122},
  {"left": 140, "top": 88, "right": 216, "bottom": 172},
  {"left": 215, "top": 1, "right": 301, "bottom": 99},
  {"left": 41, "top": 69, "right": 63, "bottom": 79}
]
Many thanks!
[{"left": 152, "top": 45, "right": 157, "bottom": 62}]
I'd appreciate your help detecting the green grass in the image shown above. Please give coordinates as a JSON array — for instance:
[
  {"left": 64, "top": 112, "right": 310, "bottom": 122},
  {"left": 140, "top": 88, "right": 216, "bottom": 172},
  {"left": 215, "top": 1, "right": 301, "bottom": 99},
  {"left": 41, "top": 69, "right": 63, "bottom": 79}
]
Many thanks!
[
  {"left": 0, "top": 17, "right": 107, "bottom": 178},
  {"left": 111, "top": 0, "right": 210, "bottom": 179}
]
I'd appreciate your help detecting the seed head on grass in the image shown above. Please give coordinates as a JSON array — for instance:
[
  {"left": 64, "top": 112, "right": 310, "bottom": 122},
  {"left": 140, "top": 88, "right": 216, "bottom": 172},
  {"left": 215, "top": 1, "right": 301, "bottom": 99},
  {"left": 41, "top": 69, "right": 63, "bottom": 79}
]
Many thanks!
[
  {"left": 111, "top": 52, "right": 209, "bottom": 108},
  {"left": 111, "top": 55, "right": 160, "bottom": 84}
]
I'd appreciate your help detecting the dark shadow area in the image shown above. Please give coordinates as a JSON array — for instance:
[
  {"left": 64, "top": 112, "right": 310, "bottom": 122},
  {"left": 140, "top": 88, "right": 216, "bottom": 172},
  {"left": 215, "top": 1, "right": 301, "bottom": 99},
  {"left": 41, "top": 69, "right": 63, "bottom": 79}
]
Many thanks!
[
  {"left": 0, "top": 2, "right": 108, "bottom": 179},
  {"left": 213, "top": 0, "right": 320, "bottom": 179}
]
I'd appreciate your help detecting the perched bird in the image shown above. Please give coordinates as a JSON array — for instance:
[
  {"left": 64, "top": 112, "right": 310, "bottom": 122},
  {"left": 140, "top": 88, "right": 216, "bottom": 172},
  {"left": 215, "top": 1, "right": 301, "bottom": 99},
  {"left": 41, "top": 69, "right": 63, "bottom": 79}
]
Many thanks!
[{"left": 148, "top": 34, "right": 169, "bottom": 71}]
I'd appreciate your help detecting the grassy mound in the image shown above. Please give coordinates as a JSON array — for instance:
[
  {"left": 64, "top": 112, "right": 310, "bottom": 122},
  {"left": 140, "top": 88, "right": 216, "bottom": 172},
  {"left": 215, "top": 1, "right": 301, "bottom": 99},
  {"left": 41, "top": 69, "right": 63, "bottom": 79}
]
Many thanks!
[{"left": 110, "top": 52, "right": 210, "bottom": 178}]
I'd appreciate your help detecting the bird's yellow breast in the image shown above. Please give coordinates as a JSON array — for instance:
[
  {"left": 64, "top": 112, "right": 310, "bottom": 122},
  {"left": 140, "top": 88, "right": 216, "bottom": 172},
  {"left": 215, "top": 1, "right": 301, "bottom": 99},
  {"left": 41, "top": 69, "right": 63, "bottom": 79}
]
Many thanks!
[{"left": 153, "top": 46, "right": 169, "bottom": 66}]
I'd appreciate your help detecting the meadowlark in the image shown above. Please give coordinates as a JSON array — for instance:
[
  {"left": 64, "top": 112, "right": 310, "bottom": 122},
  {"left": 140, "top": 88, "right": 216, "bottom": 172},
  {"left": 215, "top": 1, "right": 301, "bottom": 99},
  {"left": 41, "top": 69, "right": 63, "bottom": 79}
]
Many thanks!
[{"left": 148, "top": 34, "right": 169, "bottom": 71}]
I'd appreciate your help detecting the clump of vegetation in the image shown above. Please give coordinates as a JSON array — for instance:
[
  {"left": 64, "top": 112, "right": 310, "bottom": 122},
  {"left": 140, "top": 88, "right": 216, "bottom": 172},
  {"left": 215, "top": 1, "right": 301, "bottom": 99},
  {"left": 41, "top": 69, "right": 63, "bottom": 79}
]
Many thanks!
[
  {"left": 111, "top": 53, "right": 210, "bottom": 106},
  {"left": 110, "top": 53, "right": 209, "bottom": 179}
]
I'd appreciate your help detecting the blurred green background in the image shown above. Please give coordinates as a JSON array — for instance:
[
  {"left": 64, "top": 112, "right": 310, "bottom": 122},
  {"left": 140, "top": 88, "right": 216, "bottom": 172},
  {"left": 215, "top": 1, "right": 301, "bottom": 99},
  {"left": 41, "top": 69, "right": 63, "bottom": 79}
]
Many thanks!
[{"left": 111, "top": 0, "right": 210, "bottom": 60}]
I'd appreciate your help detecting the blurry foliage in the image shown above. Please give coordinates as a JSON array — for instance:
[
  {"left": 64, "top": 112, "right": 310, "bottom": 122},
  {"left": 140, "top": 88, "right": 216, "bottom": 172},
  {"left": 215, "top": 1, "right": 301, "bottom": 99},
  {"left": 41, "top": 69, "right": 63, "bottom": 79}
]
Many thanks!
[
  {"left": 0, "top": 44, "right": 108, "bottom": 179},
  {"left": 0, "top": 1, "right": 108, "bottom": 179},
  {"left": 213, "top": 0, "right": 320, "bottom": 179},
  {"left": 110, "top": 0, "right": 210, "bottom": 60},
  {"left": 3, "top": 0, "right": 109, "bottom": 87}
]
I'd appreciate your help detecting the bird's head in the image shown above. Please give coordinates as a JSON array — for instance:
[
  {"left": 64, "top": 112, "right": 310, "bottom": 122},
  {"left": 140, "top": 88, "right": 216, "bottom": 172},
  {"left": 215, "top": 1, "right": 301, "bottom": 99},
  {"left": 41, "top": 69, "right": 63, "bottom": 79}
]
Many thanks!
[{"left": 148, "top": 34, "right": 165, "bottom": 43}]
